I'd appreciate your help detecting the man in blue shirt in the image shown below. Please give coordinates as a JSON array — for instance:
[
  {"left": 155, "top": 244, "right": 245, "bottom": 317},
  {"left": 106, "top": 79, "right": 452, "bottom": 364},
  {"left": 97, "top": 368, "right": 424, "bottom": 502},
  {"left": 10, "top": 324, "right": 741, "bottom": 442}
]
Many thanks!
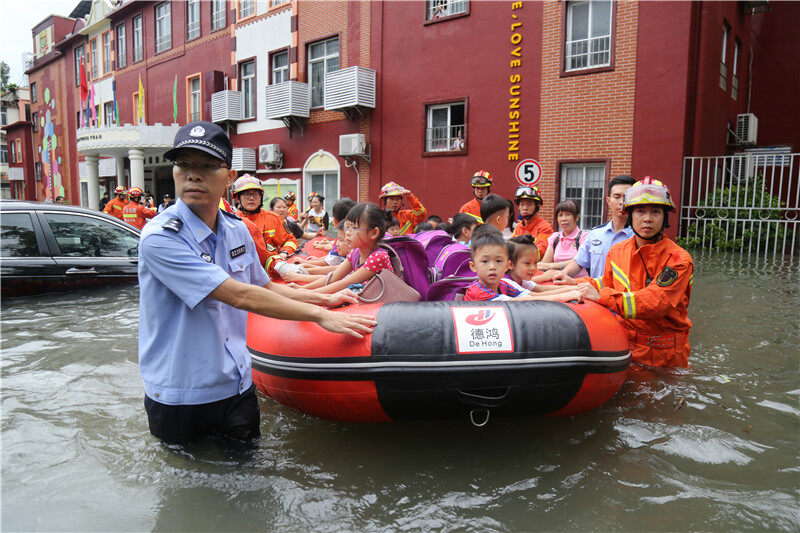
[
  {"left": 139, "top": 121, "right": 375, "bottom": 444},
  {"left": 547, "top": 175, "right": 636, "bottom": 285}
]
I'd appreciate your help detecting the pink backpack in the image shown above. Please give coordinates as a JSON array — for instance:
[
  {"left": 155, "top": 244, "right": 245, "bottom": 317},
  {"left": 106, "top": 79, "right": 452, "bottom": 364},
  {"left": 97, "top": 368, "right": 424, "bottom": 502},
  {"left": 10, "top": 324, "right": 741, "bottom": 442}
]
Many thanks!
[{"left": 432, "top": 243, "right": 472, "bottom": 281}]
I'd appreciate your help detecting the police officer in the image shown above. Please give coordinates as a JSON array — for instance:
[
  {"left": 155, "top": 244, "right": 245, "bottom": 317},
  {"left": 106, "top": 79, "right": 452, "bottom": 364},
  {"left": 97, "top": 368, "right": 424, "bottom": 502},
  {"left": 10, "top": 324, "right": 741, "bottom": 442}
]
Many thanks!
[{"left": 138, "top": 121, "right": 375, "bottom": 444}]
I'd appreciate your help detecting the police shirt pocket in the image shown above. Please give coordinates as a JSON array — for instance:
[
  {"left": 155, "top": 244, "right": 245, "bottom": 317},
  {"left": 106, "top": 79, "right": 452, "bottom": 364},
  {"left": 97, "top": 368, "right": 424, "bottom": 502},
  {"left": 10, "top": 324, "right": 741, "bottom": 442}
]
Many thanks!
[{"left": 227, "top": 253, "right": 254, "bottom": 280}]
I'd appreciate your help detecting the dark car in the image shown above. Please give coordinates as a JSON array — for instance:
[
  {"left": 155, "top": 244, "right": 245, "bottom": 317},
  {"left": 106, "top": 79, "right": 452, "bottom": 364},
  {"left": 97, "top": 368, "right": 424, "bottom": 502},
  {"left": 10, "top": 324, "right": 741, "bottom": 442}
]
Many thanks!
[{"left": 1, "top": 200, "right": 141, "bottom": 298}]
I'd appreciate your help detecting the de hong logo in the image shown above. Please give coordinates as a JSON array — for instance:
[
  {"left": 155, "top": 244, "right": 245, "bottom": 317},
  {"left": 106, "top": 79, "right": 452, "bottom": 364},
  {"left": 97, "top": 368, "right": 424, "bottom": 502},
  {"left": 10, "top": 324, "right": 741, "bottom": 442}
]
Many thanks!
[{"left": 452, "top": 307, "right": 515, "bottom": 354}]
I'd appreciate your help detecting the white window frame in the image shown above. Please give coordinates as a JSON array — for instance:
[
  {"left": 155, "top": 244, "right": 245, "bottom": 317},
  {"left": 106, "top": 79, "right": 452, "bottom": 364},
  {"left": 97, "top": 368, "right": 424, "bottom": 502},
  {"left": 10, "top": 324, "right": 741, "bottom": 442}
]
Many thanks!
[
  {"left": 272, "top": 0, "right": 290, "bottom": 6},
  {"left": 211, "top": 0, "right": 227, "bottom": 31},
  {"left": 74, "top": 45, "right": 85, "bottom": 86},
  {"left": 719, "top": 24, "right": 729, "bottom": 90},
  {"left": 32, "top": 111, "right": 38, "bottom": 132},
  {"left": 189, "top": 76, "right": 202, "bottom": 121},
  {"left": 90, "top": 39, "right": 98, "bottom": 78},
  {"left": 155, "top": 2, "right": 172, "bottom": 55},
  {"left": 35, "top": 161, "right": 42, "bottom": 181},
  {"left": 104, "top": 102, "right": 115, "bottom": 125},
  {"left": 102, "top": 32, "right": 112, "bottom": 74},
  {"left": 0, "top": 107, "right": 6, "bottom": 127},
  {"left": 560, "top": 163, "right": 607, "bottom": 230},
  {"left": 426, "top": 0, "right": 468, "bottom": 21},
  {"left": 731, "top": 39, "right": 740, "bottom": 100},
  {"left": 1, "top": 144, "right": 7, "bottom": 164},
  {"left": 565, "top": 0, "right": 612, "bottom": 72},
  {"left": 187, "top": 0, "right": 200, "bottom": 40},
  {"left": 240, "top": 60, "right": 256, "bottom": 119},
  {"left": 116, "top": 23, "right": 127, "bottom": 68},
  {"left": 308, "top": 37, "right": 339, "bottom": 108},
  {"left": 240, "top": 0, "right": 255, "bottom": 19},
  {"left": 31, "top": 82, "right": 37, "bottom": 102},
  {"left": 271, "top": 51, "right": 288, "bottom": 84},
  {"left": 132, "top": 15, "right": 143, "bottom": 62},
  {"left": 425, "top": 102, "right": 466, "bottom": 152}
]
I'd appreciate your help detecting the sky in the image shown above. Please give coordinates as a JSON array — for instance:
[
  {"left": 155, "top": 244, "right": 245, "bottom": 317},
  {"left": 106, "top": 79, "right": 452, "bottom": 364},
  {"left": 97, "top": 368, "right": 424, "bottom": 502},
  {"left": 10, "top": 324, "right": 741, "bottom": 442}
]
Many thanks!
[{"left": 0, "top": 0, "right": 80, "bottom": 87}]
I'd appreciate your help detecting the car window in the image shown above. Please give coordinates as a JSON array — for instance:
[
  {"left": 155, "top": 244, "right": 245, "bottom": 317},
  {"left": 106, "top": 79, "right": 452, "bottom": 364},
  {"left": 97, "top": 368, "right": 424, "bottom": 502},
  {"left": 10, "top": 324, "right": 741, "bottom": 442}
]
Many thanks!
[
  {"left": 43, "top": 213, "right": 140, "bottom": 258},
  {"left": 1, "top": 212, "right": 41, "bottom": 257}
]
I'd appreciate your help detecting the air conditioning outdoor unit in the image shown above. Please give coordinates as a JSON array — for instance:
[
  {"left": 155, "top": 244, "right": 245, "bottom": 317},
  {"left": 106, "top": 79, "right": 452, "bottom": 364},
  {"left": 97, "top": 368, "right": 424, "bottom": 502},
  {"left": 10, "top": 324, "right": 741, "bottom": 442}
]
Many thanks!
[
  {"left": 736, "top": 113, "right": 758, "bottom": 145},
  {"left": 339, "top": 134, "right": 366, "bottom": 157},
  {"left": 231, "top": 147, "right": 256, "bottom": 172},
  {"left": 259, "top": 144, "right": 282, "bottom": 165}
]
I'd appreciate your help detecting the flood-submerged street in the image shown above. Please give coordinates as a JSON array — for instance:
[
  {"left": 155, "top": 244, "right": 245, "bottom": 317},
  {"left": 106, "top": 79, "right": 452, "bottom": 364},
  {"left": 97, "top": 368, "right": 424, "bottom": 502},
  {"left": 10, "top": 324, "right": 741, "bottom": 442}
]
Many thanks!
[{"left": 1, "top": 251, "right": 798, "bottom": 531}]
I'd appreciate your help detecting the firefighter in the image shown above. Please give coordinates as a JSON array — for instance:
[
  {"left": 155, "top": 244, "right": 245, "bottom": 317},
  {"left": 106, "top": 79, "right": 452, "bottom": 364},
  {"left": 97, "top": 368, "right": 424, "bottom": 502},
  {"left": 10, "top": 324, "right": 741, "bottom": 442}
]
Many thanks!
[
  {"left": 459, "top": 170, "right": 492, "bottom": 221},
  {"left": 284, "top": 191, "right": 299, "bottom": 221},
  {"left": 103, "top": 186, "right": 129, "bottom": 220},
  {"left": 233, "top": 174, "right": 298, "bottom": 275},
  {"left": 122, "top": 187, "right": 157, "bottom": 229},
  {"left": 379, "top": 181, "right": 427, "bottom": 235},
  {"left": 579, "top": 177, "right": 693, "bottom": 368},
  {"left": 511, "top": 185, "right": 554, "bottom": 259}
]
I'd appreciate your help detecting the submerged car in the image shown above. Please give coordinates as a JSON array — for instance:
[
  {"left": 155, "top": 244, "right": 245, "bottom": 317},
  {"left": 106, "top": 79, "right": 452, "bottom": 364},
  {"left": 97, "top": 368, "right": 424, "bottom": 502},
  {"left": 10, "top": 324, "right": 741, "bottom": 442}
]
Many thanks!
[{"left": 1, "top": 200, "right": 141, "bottom": 298}]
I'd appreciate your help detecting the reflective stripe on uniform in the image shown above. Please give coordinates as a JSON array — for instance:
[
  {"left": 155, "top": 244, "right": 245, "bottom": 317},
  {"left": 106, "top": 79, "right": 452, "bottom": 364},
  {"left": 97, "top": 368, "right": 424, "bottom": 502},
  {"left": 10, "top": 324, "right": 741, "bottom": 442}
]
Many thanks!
[
  {"left": 399, "top": 220, "right": 413, "bottom": 234},
  {"left": 622, "top": 291, "right": 637, "bottom": 319},
  {"left": 123, "top": 213, "right": 136, "bottom": 219},
  {"left": 284, "top": 240, "right": 298, "bottom": 250},
  {"left": 610, "top": 260, "right": 631, "bottom": 291},
  {"left": 113, "top": 205, "right": 123, "bottom": 210},
  {"left": 593, "top": 277, "right": 604, "bottom": 289}
]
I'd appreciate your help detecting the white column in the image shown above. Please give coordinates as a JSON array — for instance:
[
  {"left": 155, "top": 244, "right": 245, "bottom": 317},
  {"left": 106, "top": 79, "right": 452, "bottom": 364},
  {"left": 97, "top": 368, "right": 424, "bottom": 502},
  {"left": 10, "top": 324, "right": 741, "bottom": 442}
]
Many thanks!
[
  {"left": 115, "top": 156, "right": 127, "bottom": 188},
  {"left": 128, "top": 149, "right": 145, "bottom": 190},
  {"left": 85, "top": 155, "right": 100, "bottom": 210}
]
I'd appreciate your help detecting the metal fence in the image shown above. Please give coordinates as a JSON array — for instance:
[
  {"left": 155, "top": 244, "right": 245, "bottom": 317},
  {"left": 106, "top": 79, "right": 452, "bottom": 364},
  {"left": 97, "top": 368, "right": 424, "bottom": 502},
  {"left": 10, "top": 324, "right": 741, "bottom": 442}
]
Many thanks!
[{"left": 680, "top": 152, "right": 800, "bottom": 257}]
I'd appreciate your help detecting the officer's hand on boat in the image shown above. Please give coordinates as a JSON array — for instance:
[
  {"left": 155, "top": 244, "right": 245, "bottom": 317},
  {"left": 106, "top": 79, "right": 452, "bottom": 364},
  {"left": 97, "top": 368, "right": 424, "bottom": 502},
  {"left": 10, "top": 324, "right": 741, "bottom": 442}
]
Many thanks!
[
  {"left": 317, "top": 311, "right": 376, "bottom": 339},
  {"left": 319, "top": 289, "right": 360, "bottom": 308}
]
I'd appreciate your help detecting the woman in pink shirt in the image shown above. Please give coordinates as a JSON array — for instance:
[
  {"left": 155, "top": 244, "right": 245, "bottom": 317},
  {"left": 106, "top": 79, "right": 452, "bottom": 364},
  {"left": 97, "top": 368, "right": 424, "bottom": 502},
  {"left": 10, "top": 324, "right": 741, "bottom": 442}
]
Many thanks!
[{"left": 538, "top": 200, "right": 590, "bottom": 277}]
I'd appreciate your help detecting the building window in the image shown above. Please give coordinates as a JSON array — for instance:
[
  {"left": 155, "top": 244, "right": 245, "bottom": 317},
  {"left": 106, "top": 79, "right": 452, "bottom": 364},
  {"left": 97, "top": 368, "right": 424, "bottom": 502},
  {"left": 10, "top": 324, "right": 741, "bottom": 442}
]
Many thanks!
[
  {"left": 134, "top": 93, "right": 145, "bottom": 123},
  {"left": 74, "top": 45, "right": 85, "bottom": 86},
  {"left": 240, "top": 0, "right": 255, "bottom": 19},
  {"left": 187, "top": 0, "right": 200, "bottom": 40},
  {"left": 565, "top": 0, "right": 612, "bottom": 72},
  {"left": 211, "top": 0, "right": 227, "bottom": 31},
  {"left": 272, "top": 0, "right": 290, "bottom": 6},
  {"left": 0, "top": 106, "right": 6, "bottom": 126},
  {"left": 155, "top": 3, "right": 172, "bottom": 54},
  {"left": 15, "top": 140, "right": 22, "bottom": 163},
  {"left": 719, "top": 23, "right": 729, "bottom": 90},
  {"left": 10, "top": 140, "right": 17, "bottom": 163},
  {"left": 731, "top": 39, "right": 740, "bottom": 101},
  {"left": 133, "top": 15, "right": 143, "bottom": 62},
  {"left": 104, "top": 102, "right": 115, "bottom": 125},
  {"left": 188, "top": 76, "right": 202, "bottom": 121},
  {"left": 31, "top": 83, "right": 37, "bottom": 102},
  {"left": 240, "top": 60, "right": 256, "bottom": 119},
  {"left": 90, "top": 39, "right": 98, "bottom": 78},
  {"left": 560, "top": 163, "right": 606, "bottom": 230},
  {"left": 35, "top": 162, "right": 42, "bottom": 181},
  {"left": 32, "top": 112, "right": 38, "bottom": 132},
  {"left": 425, "top": 101, "right": 466, "bottom": 152},
  {"left": 426, "top": 0, "right": 468, "bottom": 21},
  {"left": 116, "top": 23, "right": 127, "bottom": 68},
  {"left": 1, "top": 145, "right": 8, "bottom": 163},
  {"left": 308, "top": 37, "right": 339, "bottom": 108},
  {"left": 102, "top": 32, "right": 112, "bottom": 74},
  {"left": 271, "top": 51, "right": 288, "bottom": 83}
]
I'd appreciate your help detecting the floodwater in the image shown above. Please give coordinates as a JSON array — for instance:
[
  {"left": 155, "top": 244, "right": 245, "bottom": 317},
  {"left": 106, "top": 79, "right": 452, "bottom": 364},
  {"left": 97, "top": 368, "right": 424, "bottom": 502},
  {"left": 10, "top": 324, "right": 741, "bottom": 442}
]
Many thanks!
[{"left": 2, "top": 251, "right": 798, "bottom": 531}]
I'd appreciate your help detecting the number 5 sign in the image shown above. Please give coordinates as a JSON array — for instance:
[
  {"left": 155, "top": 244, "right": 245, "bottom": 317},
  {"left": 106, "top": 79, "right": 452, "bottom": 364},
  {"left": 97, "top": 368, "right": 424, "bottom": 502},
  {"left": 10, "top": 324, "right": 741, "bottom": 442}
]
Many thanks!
[{"left": 515, "top": 159, "right": 542, "bottom": 186}]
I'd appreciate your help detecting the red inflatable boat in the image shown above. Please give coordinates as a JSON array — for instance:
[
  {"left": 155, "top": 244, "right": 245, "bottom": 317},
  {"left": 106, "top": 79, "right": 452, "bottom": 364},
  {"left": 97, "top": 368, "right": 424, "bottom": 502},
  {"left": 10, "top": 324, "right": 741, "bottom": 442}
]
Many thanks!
[{"left": 248, "top": 300, "right": 631, "bottom": 423}]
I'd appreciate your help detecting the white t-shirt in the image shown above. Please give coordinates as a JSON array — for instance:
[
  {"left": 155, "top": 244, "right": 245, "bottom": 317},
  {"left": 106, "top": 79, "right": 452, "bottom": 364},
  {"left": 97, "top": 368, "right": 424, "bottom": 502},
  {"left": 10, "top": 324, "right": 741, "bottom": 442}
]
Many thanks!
[{"left": 503, "top": 278, "right": 534, "bottom": 295}]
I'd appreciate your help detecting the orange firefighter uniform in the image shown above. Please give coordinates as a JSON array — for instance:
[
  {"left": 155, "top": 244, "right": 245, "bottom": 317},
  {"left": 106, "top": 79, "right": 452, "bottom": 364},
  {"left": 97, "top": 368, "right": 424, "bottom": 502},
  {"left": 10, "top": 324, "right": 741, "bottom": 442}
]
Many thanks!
[
  {"left": 512, "top": 215, "right": 554, "bottom": 259},
  {"left": 458, "top": 198, "right": 483, "bottom": 221},
  {"left": 122, "top": 201, "right": 157, "bottom": 229},
  {"left": 239, "top": 209, "right": 299, "bottom": 274},
  {"left": 103, "top": 197, "right": 129, "bottom": 220},
  {"left": 218, "top": 198, "right": 270, "bottom": 266},
  {"left": 287, "top": 203, "right": 299, "bottom": 221},
  {"left": 393, "top": 193, "right": 427, "bottom": 235},
  {"left": 587, "top": 237, "right": 693, "bottom": 368}
]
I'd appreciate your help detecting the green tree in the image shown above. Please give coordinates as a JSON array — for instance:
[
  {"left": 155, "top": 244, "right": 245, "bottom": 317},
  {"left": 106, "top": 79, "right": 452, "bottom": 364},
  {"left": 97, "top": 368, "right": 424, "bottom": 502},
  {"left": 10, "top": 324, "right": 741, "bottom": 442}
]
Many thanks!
[{"left": 0, "top": 61, "right": 10, "bottom": 93}]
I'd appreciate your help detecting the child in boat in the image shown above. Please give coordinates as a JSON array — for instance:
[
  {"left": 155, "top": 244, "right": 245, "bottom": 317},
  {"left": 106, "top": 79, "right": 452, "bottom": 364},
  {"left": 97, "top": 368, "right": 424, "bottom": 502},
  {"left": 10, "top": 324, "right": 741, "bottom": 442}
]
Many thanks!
[
  {"left": 505, "top": 235, "right": 591, "bottom": 297},
  {"left": 314, "top": 197, "right": 356, "bottom": 251},
  {"left": 479, "top": 194, "right": 514, "bottom": 238},
  {"left": 464, "top": 230, "right": 582, "bottom": 302},
  {"left": 447, "top": 213, "right": 479, "bottom": 245},
  {"left": 387, "top": 217, "right": 402, "bottom": 236},
  {"left": 303, "top": 203, "right": 395, "bottom": 294},
  {"left": 284, "top": 221, "right": 353, "bottom": 283}
]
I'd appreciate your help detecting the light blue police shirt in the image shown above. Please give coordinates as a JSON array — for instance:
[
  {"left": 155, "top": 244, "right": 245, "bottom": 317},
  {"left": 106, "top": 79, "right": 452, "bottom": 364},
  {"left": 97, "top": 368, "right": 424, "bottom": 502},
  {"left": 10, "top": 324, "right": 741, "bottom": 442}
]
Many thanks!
[
  {"left": 573, "top": 221, "right": 635, "bottom": 278},
  {"left": 138, "top": 199, "right": 269, "bottom": 405}
]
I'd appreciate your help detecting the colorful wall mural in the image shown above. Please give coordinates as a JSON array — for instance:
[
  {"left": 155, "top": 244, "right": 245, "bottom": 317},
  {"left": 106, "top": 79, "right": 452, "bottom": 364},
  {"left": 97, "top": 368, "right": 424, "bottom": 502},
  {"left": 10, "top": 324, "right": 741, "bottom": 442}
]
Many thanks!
[{"left": 38, "top": 86, "right": 63, "bottom": 200}]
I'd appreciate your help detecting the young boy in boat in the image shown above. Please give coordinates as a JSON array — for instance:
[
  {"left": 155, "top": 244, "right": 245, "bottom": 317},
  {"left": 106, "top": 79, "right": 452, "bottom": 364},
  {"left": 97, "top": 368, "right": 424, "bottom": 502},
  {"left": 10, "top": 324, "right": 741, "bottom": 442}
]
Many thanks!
[
  {"left": 505, "top": 235, "right": 590, "bottom": 298},
  {"left": 479, "top": 194, "right": 514, "bottom": 238},
  {"left": 465, "top": 229, "right": 582, "bottom": 303}
]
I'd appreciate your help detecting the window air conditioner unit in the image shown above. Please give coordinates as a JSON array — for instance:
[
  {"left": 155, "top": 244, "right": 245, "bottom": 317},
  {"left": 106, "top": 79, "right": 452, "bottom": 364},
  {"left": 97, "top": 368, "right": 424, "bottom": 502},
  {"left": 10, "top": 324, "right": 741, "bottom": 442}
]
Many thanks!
[
  {"left": 736, "top": 113, "right": 758, "bottom": 145},
  {"left": 211, "top": 90, "right": 243, "bottom": 123},
  {"left": 231, "top": 147, "right": 256, "bottom": 172},
  {"left": 259, "top": 144, "right": 282, "bottom": 165},
  {"left": 339, "top": 134, "right": 366, "bottom": 157}
]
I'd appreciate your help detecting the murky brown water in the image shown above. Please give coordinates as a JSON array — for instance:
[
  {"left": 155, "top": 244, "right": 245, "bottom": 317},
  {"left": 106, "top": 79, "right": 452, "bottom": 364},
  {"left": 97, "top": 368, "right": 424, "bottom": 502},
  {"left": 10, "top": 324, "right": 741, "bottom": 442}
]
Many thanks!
[{"left": 2, "top": 251, "right": 798, "bottom": 531}]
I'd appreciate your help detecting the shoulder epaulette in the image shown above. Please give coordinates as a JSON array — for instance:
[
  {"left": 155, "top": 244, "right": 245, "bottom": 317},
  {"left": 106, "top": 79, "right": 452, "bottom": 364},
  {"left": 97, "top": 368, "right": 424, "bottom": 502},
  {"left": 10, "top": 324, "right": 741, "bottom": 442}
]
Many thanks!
[
  {"left": 221, "top": 209, "right": 241, "bottom": 221},
  {"left": 163, "top": 217, "right": 183, "bottom": 232}
]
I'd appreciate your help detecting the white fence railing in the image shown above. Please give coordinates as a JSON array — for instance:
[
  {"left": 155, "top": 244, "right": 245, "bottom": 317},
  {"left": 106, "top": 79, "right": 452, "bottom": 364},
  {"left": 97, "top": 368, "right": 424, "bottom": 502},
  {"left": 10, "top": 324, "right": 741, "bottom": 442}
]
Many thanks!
[{"left": 681, "top": 152, "right": 800, "bottom": 257}]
